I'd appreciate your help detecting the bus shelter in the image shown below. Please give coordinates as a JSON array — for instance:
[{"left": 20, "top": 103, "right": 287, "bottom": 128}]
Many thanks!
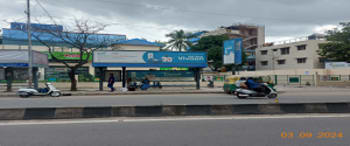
[
  {"left": 0, "top": 50, "right": 48, "bottom": 91},
  {"left": 92, "top": 50, "right": 207, "bottom": 90}
]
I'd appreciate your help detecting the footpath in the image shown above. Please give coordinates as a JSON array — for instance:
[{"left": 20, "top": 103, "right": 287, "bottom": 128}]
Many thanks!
[{"left": 0, "top": 87, "right": 224, "bottom": 98}]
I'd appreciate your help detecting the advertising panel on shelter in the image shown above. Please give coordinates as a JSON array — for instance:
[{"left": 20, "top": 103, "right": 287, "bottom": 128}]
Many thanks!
[
  {"left": 0, "top": 50, "right": 48, "bottom": 67},
  {"left": 93, "top": 51, "right": 208, "bottom": 68},
  {"left": 223, "top": 38, "right": 243, "bottom": 65}
]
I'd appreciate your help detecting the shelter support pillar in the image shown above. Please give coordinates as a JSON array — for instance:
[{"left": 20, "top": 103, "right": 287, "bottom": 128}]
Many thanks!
[
  {"left": 5, "top": 67, "right": 14, "bottom": 92},
  {"left": 33, "top": 67, "right": 38, "bottom": 89},
  {"left": 98, "top": 67, "right": 106, "bottom": 91},
  {"left": 122, "top": 67, "right": 126, "bottom": 88},
  {"left": 194, "top": 68, "right": 201, "bottom": 90}
]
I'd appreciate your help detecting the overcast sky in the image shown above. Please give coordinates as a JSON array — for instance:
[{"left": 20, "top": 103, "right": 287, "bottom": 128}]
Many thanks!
[{"left": 0, "top": 0, "right": 348, "bottom": 42}]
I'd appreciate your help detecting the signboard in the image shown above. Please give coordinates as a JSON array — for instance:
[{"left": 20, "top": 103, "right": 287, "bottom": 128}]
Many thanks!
[
  {"left": 2, "top": 28, "right": 126, "bottom": 47},
  {"left": 93, "top": 51, "right": 207, "bottom": 68},
  {"left": 0, "top": 50, "right": 48, "bottom": 67},
  {"left": 0, "top": 51, "right": 29, "bottom": 64},
  {"left": 325, "top": 62, "right": 350, "bottom": 69},
  {"left": 45, "top": 52, "right": 92, "bottom": 61},
  {"left": 223, "top": 38, "right": 243, "bottom": 65},
  {"left": 11, "top": 22, "right": 64, "bottom": 32}
]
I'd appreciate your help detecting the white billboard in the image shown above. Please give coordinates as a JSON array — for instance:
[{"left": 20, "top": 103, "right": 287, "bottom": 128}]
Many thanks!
[
  {"left": 0, "top": 50, "right": 48, "bottom": 67},
  {"left": 93, "top": 51, "right": 146, "bottom": 63},
  {"left": 0, "top": 51, "right": 28, "bottom": 63},
  {"left": 93, "top": 50, "right": 208, "bottom": 68}
]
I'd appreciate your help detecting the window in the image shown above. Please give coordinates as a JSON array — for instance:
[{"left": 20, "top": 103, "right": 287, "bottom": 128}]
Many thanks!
[
  {"left": 260, "top": 50, "right": 268, "bottom": 55},
  {"left": 277, "top": 59, "right": 286, "bottom": 65},
  {"left": 280, "top": 47, "right": 290, "bottom": 55},
  {"left": 297, "top": 58, "right": 307, "bottom": 64},
  {"left": 273, "top": 49, "right": 278, "bottom": 52},
  {"left": 261, "top": 61, "right": 268, "bottom": 66},
  {"left": 297, "top": 45, "right": 307, "bottom": 51}
]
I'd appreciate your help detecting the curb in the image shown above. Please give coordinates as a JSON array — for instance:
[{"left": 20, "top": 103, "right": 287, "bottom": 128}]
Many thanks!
[{"left": 1, "top": 103, "right": 349, "bottom": 120}]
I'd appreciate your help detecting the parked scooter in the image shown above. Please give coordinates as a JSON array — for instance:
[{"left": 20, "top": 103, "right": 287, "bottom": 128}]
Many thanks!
[
  {"left": 235, "top": 83, "right": 278, "bottom": 99},
  {"left": 17, "top": 83, "right": 62, "bottom": 98}
]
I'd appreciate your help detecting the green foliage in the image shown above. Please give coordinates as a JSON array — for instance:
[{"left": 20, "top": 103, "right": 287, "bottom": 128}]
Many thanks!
[
  {"left": 165, "top": 30, "right": 193, "bottom": 52},
  {"left": 319, "top": 22, "right": 350, "bottom": 62}
]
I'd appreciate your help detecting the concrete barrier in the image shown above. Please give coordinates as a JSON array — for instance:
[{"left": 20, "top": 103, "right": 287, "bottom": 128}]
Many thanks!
[{"left": 1, "top": 103, "right": 350, "bottom": 120}]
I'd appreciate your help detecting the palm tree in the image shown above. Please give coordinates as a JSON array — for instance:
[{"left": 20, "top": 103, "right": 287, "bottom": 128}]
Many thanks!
[{"left": 165, "top": 30, "right": 193, "bottom": 52}]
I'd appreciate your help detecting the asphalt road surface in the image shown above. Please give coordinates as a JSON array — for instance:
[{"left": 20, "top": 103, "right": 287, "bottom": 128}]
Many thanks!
[
  {"left": 0, "top": 91, "right": 349, "bottom": 108},
  {"left": 0, "top": 114, "right": 349, "bottom": 146}
]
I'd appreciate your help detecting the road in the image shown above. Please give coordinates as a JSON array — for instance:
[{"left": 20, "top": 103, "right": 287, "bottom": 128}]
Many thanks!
[
  {"left": 0, "top": 114, "right": 349, "bottom": 146},
  {"left": 0, "top": 91, "right": 349, "bottom": 108}
]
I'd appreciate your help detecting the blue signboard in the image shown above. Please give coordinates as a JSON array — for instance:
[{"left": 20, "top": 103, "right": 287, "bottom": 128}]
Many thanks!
[
  {"left": 11, "top": 22, "right": 64, "bottom": 32},
  {"left": 223, "top": 38, "right": 243, "bottom": 65},
  {"left": 2, "top": 28, "right": 126, "bottom": 47},
  {"left": 93, "top": 51, "right": 208, "bottom": 68},
  {"left": 0, "top": 63, "right": 28, "bottom": 68}
]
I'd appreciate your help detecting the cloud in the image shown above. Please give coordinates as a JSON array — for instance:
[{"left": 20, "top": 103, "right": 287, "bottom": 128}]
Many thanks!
[
  {"left": 313, "top": 24, "right": 338, "bottom": 34},
  {"left": 0, "top": 0, "right": 349, "bottom": 41}
]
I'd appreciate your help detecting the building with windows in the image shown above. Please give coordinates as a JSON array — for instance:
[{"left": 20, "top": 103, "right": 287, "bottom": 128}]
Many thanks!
[{"left": 256, "top": 34, "right": 326, "bottom": 71}]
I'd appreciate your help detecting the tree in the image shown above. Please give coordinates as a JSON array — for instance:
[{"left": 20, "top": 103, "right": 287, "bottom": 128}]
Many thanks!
[
  {"left": 191, "top": 35, "right": 229, "bottom": 71},
  {"left": 165, "top": 30, "right": 192, "bottom": 52},
  {"left": 30, "top": 20, "right": 112, "bottom": 91},
  {"left": 319, "top": 22, "right": 350, "bottom": 62}
]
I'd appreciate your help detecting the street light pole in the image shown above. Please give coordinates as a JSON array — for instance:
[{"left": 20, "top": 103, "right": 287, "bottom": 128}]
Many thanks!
[{"left": 27, "top": 0, "right": 33, "bottom": 88}]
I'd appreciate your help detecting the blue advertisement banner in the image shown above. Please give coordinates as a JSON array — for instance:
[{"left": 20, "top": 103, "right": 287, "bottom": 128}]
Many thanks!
[
  {"left": 11, "top": 22, "right": 64, "bottom": 32},
  {"left": 223, "top": 38, "right": 243, "bottom": 65},
  {"left": 2, "top": 29, "right": 126, "bottom": 47},
  {"left": 93, "top": 51, "right": 208, "bottom": 68}
]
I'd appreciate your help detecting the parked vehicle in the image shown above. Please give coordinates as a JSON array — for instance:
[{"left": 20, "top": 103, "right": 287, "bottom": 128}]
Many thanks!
[
  {"left": 223, "top": 76, "right": 240, "bottom": 94},
  {"left": 235, "top": 83, "right": 278, "bottom": 99},
  {"left": 17, "top": 83, "right": 62, "bottom": 98}
]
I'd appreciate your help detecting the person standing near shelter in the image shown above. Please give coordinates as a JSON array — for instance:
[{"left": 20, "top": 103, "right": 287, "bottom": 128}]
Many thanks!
[{"left": 108, "top": 73, "right": 115, "bottom": 92}]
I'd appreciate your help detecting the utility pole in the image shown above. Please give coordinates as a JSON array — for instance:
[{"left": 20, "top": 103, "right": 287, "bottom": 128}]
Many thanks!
[{"left": 27, "top": 0, "right": 33, "bottom": 88}]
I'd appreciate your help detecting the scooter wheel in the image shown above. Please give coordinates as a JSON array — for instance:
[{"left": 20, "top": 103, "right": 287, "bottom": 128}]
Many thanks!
[
  {"left": 18, "top": 92, "right": 30, "bottom": 98},
  {"left": 50, "top": 91, "right": 61, "bottom": 97},
  {"left": 267, "top": 93, "right": 278, "bottom": 99},
  {"left": 236, "top": 93, "right": 248, "bottom": 99}
]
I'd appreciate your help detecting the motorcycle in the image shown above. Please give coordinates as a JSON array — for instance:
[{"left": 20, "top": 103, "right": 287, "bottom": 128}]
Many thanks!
[
  {"left": 17, "top": 83, "right": 62, "bottom": 98},
  {"left": 235, "top": 83, "right": 278, "bottom": 99}
]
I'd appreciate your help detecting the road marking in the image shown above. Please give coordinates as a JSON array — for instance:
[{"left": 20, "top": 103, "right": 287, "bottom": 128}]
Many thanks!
[{"left": 0, "top": 114, "right": 350, "bottom": 126}]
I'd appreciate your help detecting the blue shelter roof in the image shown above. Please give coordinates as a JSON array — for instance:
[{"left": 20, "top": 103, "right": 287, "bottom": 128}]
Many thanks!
[{"left": 114, "top": 39, "right": 164, "bottom": 47}]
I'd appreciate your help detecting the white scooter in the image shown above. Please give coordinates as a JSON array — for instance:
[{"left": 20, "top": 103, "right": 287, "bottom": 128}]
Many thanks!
[
  {"left": 17, "top": 83, "right": 62, "bottom": 98},
  {"left": 235, "top": 83, "right": 278, "bottom": 99}
]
